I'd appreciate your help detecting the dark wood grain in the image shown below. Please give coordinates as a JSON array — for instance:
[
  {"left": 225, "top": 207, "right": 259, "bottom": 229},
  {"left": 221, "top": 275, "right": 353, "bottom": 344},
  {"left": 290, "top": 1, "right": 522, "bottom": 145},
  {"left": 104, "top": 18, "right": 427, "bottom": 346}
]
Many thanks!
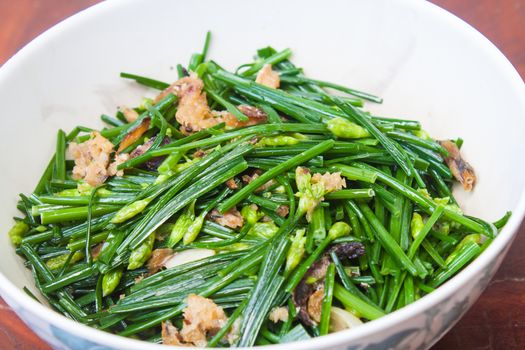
[{"left": 0, "top": 1, "right": 524, "bottom": 349}]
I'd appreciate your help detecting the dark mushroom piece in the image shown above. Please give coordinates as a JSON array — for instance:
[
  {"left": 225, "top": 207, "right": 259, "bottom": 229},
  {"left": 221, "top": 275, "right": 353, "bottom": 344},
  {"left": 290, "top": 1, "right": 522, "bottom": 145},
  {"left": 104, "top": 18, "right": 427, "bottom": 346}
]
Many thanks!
[
  {"left": 129, "top": 136, "right": 171, "bottom": 170},
  {"left": 293, "top": 242, "right": 365, "bottom": 326},
  {"left": 439, "top": 140, "right": 477, "bottom": 191},
  {"left": 118, "top": 117, "right": 151, "bottom": 153}
]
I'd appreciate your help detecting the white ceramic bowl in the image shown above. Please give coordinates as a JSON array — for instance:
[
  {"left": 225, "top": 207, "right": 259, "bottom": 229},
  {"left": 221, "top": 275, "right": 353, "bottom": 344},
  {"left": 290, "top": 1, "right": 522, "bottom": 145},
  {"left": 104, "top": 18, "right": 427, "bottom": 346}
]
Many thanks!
[{"left": 1, "top": 0, "right": 524, "bottom": 349}]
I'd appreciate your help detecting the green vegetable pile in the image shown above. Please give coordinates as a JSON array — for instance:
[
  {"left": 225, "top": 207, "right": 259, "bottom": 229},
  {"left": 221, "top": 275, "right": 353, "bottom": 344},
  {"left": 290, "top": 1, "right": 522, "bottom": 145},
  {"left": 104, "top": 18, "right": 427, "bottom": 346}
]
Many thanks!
[{"left": 9, "top": 33, "right": 510, "bottom": 347}]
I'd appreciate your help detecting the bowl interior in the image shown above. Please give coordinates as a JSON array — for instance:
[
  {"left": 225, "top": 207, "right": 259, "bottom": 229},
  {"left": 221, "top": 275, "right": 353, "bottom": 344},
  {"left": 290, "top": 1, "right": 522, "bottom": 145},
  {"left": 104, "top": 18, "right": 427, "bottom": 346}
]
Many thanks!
[{"left": 0, "top": 0, "right": 524, "bottom": 347}]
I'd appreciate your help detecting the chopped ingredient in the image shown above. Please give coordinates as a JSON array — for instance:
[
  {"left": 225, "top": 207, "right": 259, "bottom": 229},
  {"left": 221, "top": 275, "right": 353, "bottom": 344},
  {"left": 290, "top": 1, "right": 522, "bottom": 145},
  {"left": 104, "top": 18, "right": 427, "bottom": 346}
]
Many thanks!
[
  {"left": 108, "top": 153, "right": 130, "bottom": 177},
  {"left": 119, "top": 106, "right": 140, "bottom": 123},
  {"left": 180, "top": 294, "right": 228, "bottom": 347},
  {"left": 209, "top": 208, "right": 244, "bottom": 229},
  {"left": 255, "top": 64, "right": 280, "bottom": 89},
  {"left": 226, "top": 317, "right": 242, "bottom": 345},
  {"left": 118, "top": 118, "right": 151, "bottom": 152},
  {"left": 156, "top": 73, "right": 267, "bottom": 133},
  {"left": 439, "top": 140, "right": 477, "bottom": 191},
  {"left": 219, "top": 105, "right": 267, "bottom": 129},
  {"left": 146, "top": 248, "right": 174, "bottom": 274},
  {"left": 129, "top": 136, "right": 170, "bottom": 170},
  {"left": 311, "top": 172, "right": 346, "bottom": 193},
  {"left": 162, "top": 321, "right": 185, "bottom": 346},
  {"left": 295, "top": 167, "right": 346, "bottom": 221},
  {"left": 91, "top": 243, "right": 104, "bottom": 260},
  {"left": 68, "top": 131, "right": 114, "bottom": 186},
  {"left": 242, "top": 171, "right": 275, "bottom": 192},
  {"left": 129, "top": 139, "right": 152, "bottom": 159},
  {"left": 225, "top": 178, "right": 238, "bottom": 189},
  {"left": 307, "top": 288, "right": 324, "bottom": 324},
  {"left": 173, "top": 74, "right": 218, "bottom": 133},
  {"left": 277, "top": 205, "right": 290, "bottom": 217},
  {"left": 192, "top": 149, "right": 208, "bottom": 158},
  {"left": 269, "top": 306, "right": 289, "bottom": 323}
]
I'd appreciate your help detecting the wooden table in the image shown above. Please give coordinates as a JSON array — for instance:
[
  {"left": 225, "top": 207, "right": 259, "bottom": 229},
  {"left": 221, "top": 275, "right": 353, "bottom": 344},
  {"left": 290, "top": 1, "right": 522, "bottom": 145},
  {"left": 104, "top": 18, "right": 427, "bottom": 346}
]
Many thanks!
[{"left": 0, "top": 1, "right": 524, "bottom": 349}]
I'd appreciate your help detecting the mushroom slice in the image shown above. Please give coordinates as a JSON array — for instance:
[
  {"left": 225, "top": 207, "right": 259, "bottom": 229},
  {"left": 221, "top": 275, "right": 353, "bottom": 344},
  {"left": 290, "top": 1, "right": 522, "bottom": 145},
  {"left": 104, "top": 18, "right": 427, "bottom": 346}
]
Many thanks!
[{"left": 439, "top": 140, "right": 476, "bottom": 191}]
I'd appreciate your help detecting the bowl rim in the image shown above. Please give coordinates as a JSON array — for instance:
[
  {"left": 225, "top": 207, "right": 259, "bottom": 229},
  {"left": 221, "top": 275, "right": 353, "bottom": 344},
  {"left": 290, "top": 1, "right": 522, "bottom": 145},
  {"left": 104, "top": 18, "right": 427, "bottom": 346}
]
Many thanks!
[{"left": 0, "top": 0, "right": 524, "bottom": 349}]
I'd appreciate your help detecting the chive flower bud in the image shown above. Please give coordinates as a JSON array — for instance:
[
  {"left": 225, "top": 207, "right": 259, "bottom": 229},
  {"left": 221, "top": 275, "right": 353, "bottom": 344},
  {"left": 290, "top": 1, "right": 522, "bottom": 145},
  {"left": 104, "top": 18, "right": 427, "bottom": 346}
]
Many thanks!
[{"left": 326, "top": 117, "right": 370, "bottom": 139}]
